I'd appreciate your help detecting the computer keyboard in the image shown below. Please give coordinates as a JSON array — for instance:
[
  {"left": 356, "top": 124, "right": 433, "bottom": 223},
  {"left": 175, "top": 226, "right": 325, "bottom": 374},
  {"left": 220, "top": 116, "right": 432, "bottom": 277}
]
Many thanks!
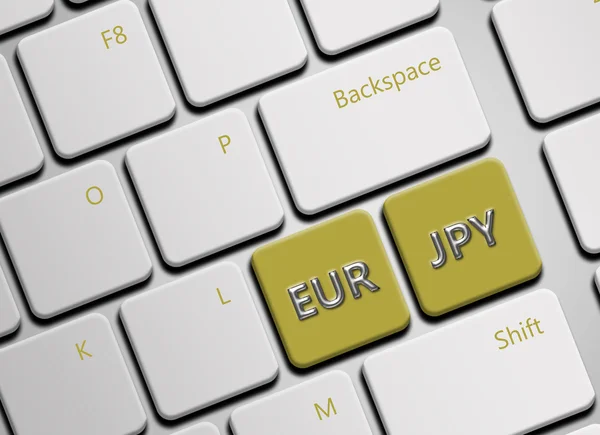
[{"left": 0, "top": 0, "right": 599, "bottom": 435}]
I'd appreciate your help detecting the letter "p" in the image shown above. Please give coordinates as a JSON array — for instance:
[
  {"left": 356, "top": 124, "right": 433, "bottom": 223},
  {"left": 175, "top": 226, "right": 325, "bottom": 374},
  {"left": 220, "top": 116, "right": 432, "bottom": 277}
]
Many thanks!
[{"left": 219, "top": 135, "right": 231, "bottom": 154}]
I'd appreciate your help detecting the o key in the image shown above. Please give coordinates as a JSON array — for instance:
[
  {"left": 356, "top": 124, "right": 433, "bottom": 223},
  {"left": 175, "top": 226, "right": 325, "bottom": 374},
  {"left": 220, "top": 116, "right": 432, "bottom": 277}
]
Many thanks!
[
  {"left": 230, "top": 371, "right": 373, "bottom": 434},
  {"left": 0, "top": 161, "right": 152, "bottom": 318},
  {"left": 0, "top": 314, "right": 147, "bottom": 435}
]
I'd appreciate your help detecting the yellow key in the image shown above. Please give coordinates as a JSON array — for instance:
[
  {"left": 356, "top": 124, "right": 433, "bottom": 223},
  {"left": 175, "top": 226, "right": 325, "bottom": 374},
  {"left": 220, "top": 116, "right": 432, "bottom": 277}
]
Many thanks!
[
  {"left": 384, "top": 158, "right": 542, "bottom": 317},
  {"left": 252, "top": 210, "right": 410, "bottom": 368}
]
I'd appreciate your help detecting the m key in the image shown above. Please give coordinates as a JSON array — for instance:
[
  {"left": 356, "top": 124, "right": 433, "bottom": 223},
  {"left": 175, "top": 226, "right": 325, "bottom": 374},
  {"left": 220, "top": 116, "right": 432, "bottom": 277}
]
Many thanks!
[{"left": 0, "top": 314, "right": 146, "bottom": 435}]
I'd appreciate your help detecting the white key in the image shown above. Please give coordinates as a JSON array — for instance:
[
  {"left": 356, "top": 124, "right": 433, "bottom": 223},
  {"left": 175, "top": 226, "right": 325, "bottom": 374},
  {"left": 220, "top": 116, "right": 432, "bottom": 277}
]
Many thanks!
[
  {"left": 300, "top": 0, "right": 439, "bottom": 55},
  {"left": 231, "top": 371, "right": 372, "bottom": 435},
  {"left": 492, "top": 0, "right": 600, "bottom": 123},
  {"left": 126, "top": 109, "right": 283, "bottom": 267},
  {"left": 0, "top": 161, "right": 152, "bottom": 319},
  {"left": 544, "top": 114, "right": 600, "bottom": 254},
  {"left": 260, "top": 27, "right": 490, "bottom": 214},
  {"left": 0, "top": 265, "right": 20, "bottom": 338},
  {"left": 0, "top": 0, "right": 53, "bottom": 36},
  {"left": 18, "top": 0, "right": 175, "bottom": 159},
  {"left": 0, "top": 314, "right": 146, "bottom": 435},
  {"left": 120, "top": 262, "right": 278, "bottom": 420},
  {"left": 569, "top": 426, "right": 600, "bottom": 435},
  {"left": 173, "top": 422, "right": 220, "bottom": 435},
  {"left": 149, "top": 0, "right": 306, "bottom": 107},
  {"left": 0, "top": 54, "right": 44, "bottom": 188},
  {"left": 363, "top": 290, "right": 595, "bottom": 435}
]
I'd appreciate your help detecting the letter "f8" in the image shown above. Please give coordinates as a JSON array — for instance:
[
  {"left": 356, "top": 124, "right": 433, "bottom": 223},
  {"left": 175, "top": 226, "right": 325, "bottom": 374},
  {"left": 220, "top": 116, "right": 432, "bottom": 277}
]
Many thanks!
[{"left": 101, "top": 26, "right": 128, "bottom": 49}]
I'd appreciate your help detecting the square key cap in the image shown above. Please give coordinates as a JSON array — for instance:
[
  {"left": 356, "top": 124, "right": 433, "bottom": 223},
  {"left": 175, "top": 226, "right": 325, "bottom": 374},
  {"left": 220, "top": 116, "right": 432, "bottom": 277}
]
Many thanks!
[
  {"left": 126, "top": 109, "right": 283, "bottom": 267},
  {"left": 252, "top": 210, "right": 410, "bottom": 368},
  {"left": 0, "top": 265, "right": 20, "bottom": 338},
  {"left": 18, "top": 0, "right": 175, "bottom": 158},
  {"left": 0, "top": 314, "right": 147, "bottom": 435},
  {"left": 0, "top": 54, "right": 44, "bottom": 188},
  {"left": 0, "top": 161, "right": 152, "bottom": 319},
  {"left": 384, "top": 158, "right": 541, "bottom": 316},
  {"left": 544, "top": 113, "right": 600, "bottom": 253},
  {"left": 120, "top": 262, "right": 278, "bottom": 420},
  {"left": 149, "top": 0, "right": 307, "bottom": 106}
]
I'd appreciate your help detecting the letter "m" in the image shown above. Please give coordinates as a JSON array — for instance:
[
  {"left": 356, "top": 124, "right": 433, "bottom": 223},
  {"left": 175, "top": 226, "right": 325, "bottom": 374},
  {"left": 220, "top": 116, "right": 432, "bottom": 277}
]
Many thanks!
[{"left": 315, "top": 397, "right": 337, "bottom": 420}]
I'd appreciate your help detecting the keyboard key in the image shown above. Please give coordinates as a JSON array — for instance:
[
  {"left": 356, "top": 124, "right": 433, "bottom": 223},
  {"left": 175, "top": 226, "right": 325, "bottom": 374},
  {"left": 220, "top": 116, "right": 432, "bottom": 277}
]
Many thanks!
[
  {"left": 120, "top": 262, "right": 278, "bottom": 420},
  {"left": 260, "top": 27, "right": 490, "bottom": 214},
  {"left": 300, "top": 0, "right": 439, "bottom": 54},
  {"left": 570, "top": 426, "right": 600, "bottom": 435},
  {"left": 18, "top": 0, "right": 175, "bottom": 159},
  {"left": 0, "top": 0, "right": 53, "bottom": 36},
  {"left": 0, "top": 266, "right": 20, "bottom": 338},
  {"left": 492, "top": 0, "right": 600, "bottom": 122},
  {"left": 252, "top": 210, "right": 409, "bottom": 368},
  {"left": 173, "top": 422, "right": 220, "bottom": 435},
  {"left": 149, "top": 0, "right": 307, "bottom": 107},
  {"left": 363, "top": 290, "right": 595, "bottom": 435},
  {"left": 0, "top": 314, "right": 147, "bottom": 435},
  {"left": 0, "top": 161, "right": 152, "bottom": 319},
  {"left": 231, "top": 371, "right": 372, "bottom": 435},
  {"left": 0, "top": 54, "right": 44, "bottom": 188},
  {"left": 384, "top": 158, "right": 541, "bottom": 316},
  {"left": 126, "top": 109, "right": 283, "bottom": 267},
  {"left": 544, "top": 114, "right": 600, "bottom": 253}
]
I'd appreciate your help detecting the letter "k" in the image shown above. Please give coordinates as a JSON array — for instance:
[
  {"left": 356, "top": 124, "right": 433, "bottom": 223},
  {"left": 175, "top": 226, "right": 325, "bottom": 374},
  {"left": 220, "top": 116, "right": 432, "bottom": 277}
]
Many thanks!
[{"left": 76, "top": 340, "right": 92, "bottom": 360}]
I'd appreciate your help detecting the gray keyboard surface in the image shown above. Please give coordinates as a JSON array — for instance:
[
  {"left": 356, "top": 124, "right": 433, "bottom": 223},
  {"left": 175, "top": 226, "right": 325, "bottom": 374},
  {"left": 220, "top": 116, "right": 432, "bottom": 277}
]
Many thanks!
[{"left": 0, "top": 0, "right": 599, "bottom": 434}]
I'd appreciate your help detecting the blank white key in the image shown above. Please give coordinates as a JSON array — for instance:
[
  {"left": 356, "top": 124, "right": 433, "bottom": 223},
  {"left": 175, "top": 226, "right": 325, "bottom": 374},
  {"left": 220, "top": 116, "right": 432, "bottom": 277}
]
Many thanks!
[
  {"left": 0, "top": 161, "right": 152, "bottom": 319},
  {"left": 260, "top": 27, "right": 490, "bottom": 214},
  {"left": 363, "top": 290, "right": 594, "bottom": 435},
  {"left": 173, "top": 422, "right": 220, "bottom": 435},
  {"left": 18, "top": 0, "right": 175, "bottom": 158},
  {"left": 0, "top": 266, "right": 20, "bottom": 338},
  {"left": 149, "top": 0, "right": 306, "bottom": 107},
  {"left": 121, "top": 262, "right": 278, "bottom": 420},
  {"left": 0, "top": 314, "right": 146, "bottom": 435},
  {"left": 126, "top": 109, "right": 283, "bottom": 267},
  {"left": 300, "top": 0, "right": 439, "bottom": 55},
  {"left": 0, "top": 54, "right": 43, "bottom": 188},
  {"left": 0, "top": 0, "right": 53, "bottom": 36},
  {"left": 544, "top": 114, "right": 600, "bottom": 253},
  {"left": 569, "top": 426, "right": 600, "bottom": 435},
  {"left": 231, "top": 371, "right": 372, "bottom": 435},
  {"left": 492, "top": 0, "right": 600, "bottom": 122}
]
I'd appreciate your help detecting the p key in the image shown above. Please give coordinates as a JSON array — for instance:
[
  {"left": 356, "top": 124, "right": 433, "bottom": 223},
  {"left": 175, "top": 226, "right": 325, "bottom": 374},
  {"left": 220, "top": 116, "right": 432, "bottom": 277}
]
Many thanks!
[
  {"left": 231, "top": 371, "right": 373, "bottom": 435},
  {"left": 0, "top": 161, "right": 152, "bottom": 318},
  {"left": 17, "top": 0, "right": 175, "bottom": 158},
  {"left": 0, "top": 314, "right": 147, "bottom": 435}
]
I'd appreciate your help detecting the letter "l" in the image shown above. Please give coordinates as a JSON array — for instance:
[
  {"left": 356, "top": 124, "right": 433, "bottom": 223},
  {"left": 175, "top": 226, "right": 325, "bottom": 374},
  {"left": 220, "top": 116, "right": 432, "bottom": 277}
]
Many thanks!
[{"left": 217, "top": 288, "right": 231, "bottom": 305}]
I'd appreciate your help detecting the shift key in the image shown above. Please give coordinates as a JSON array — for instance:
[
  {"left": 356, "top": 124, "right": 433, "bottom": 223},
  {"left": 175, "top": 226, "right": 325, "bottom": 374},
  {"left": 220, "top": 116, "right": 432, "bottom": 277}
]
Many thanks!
[
  {"left": 259, "top": 27, "right": 490, "bottom": 215},
  {"left": 363, "top": 290, "right": 595, "bottom": 435}
]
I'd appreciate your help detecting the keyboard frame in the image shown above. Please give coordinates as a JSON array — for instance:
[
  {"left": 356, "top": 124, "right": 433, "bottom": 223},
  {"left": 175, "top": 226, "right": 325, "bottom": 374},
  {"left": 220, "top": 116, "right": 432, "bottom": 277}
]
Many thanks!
[{"left": 1, "top": 0, "right": 599, "bottom": 434}]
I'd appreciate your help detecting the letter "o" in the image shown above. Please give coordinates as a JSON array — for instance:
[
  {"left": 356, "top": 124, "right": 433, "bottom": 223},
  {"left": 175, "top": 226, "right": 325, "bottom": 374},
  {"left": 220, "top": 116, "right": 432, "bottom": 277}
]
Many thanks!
[{"left": 86, "top": 186, "right": 104, "bottom": 205}]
